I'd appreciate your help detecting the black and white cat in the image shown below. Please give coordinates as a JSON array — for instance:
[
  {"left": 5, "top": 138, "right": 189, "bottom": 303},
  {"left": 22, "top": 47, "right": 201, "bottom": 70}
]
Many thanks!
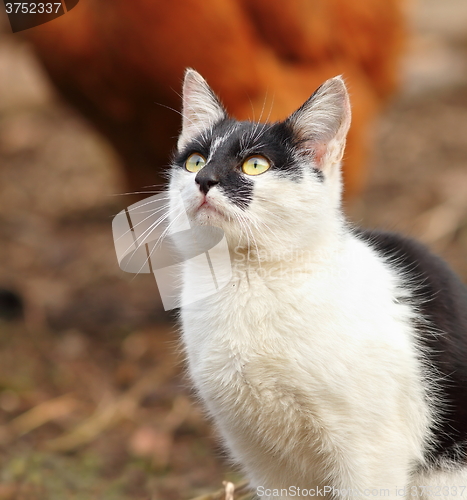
[{"left": 168, "top": 69, "right": 467, "bottom": 498}]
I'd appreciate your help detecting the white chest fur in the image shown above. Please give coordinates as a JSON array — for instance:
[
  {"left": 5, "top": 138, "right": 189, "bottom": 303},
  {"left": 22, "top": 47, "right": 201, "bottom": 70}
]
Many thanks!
[{"left": 179, "top": 234, "right": 432, "bottom": 496}]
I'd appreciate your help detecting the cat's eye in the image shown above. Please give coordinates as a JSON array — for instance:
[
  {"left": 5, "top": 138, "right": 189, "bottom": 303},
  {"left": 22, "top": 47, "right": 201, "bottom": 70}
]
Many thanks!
[
  {"left": 242, "top": 156, "right": 270, "bottom": 176},
  {"left": 185, "top": 153, "right": 206, "bottom": 173}
]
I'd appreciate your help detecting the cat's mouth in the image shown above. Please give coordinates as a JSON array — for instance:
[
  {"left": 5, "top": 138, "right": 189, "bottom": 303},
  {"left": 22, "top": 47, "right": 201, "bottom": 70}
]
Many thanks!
[
  {"left": 197, "top": 198, "right": 222, "bottom": 215},
  {"left": 193, "top": 197, "right": 226, "bottom": 224}
]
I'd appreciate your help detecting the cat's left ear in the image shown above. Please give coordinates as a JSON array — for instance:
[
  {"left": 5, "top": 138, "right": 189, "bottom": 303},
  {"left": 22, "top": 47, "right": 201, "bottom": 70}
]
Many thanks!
[
  {"left": 177, "top": 69, "right": 227, "bottom": 151},
  {"left": 286, "top": 76, "right": 351, "bottom": 171}
]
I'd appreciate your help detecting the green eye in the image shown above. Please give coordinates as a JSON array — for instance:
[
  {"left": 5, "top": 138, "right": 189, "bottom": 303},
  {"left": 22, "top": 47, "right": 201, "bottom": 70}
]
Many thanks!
[
  {"left": 242, "top": 156, "right": 270, "bottom": 175},
  {"left": 185, "top": 153, "right": 206, "bottom": 173}
]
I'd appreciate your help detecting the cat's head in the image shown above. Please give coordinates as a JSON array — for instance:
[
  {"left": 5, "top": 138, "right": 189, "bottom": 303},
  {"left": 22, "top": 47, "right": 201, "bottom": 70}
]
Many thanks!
[{"left": 169, "top": 69, "right": 351, "bottom": 259}]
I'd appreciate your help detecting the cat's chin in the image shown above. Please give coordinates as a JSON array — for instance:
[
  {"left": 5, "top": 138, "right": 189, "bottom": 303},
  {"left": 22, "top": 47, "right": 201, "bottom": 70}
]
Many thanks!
[{"left": 192, "top": 203, "right": 225, "bottom": 226}]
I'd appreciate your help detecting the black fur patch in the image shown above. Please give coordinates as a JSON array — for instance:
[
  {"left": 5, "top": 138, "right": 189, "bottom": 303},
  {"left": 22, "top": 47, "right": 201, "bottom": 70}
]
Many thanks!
[
  {"left": 173, "top": 117, "right": 324, "bottom": 209},
  {"left": 357, "top": 229, "right": 467, "bottom": 466}
]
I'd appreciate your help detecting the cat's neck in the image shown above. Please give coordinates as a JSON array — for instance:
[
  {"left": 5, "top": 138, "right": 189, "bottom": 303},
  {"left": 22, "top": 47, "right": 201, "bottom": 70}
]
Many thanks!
[{"left": 225, "top": 212, "right": 347, "bottom": 271}]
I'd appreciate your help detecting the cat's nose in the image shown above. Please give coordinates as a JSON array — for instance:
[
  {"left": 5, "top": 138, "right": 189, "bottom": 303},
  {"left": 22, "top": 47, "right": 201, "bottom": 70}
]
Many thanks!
[{"left": 195, "top": 170, "right": 220, "bottom": 194}]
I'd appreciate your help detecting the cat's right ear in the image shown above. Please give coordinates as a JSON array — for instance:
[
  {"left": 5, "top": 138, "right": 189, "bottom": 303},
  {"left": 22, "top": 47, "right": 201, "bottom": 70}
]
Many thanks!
[
  {"left": 177, "top": 69, "right": 226, "bottom": 151},
  {"left": 286, "top": 76, "right": 351, "bottom": 172}
]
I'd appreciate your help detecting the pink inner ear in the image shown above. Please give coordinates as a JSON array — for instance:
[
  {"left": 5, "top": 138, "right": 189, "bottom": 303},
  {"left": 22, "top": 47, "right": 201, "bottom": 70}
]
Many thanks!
[
  {"left": 303, "top": 141, "right": 327, "bottom": 169},
  {"left": 314, "top": 143, "right": 327, "bottom": 168}
]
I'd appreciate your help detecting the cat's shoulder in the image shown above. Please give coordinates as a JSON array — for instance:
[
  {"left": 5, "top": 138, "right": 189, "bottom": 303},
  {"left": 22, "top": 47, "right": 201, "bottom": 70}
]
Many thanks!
[
  {"left": 352, "top": 228, "right": 467, "bottom": 463},
  {"left": 354, "top": 227, "right": 467, "bottom": 337},
  {"left": 354, "top": 228, "right": 466, "bottom": 291}
]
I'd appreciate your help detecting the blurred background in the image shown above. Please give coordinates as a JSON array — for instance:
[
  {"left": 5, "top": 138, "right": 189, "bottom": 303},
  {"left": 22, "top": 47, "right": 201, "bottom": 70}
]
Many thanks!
[{"left": 0, "top": 0, "right": 466, "bottom": 498}]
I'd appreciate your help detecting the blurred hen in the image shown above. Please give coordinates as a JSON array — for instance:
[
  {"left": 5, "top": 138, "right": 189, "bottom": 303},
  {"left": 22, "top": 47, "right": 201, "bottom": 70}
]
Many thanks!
[{"left": 23, "top": 0, "right": 405, "bottom": 198}]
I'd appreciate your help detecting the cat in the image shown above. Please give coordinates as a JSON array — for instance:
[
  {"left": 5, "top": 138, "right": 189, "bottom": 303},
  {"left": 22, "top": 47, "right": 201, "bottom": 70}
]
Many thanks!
[{"left": 167, "top": 69, "right": 467, "bottom": 499}]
